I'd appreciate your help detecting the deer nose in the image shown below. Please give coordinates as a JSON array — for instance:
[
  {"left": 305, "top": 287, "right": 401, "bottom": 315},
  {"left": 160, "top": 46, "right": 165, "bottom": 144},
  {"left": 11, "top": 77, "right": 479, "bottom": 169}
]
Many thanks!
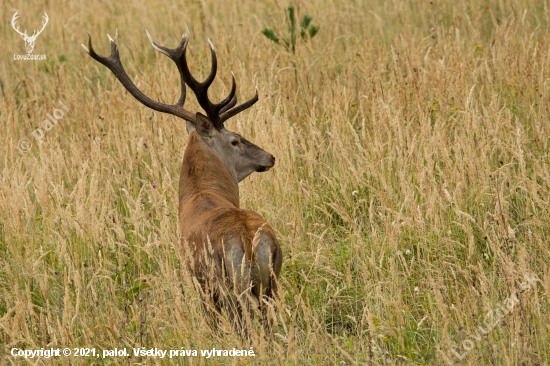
[{"left": 270, "top": 155, "right": 276, "bottom": 165}]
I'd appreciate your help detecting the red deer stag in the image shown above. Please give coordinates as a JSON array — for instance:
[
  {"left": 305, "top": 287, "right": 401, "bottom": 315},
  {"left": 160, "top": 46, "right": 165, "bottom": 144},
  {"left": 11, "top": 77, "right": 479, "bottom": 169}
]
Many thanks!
[{"left": 83, "top": 29, "right": 282, "bottom": 338}]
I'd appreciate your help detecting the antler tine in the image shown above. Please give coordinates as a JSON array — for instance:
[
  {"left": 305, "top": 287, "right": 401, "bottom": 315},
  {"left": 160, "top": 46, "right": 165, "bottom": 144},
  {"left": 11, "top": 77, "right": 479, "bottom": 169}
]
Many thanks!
[
  {"left": 145, "top": 29, "right": 188, "bottom": 107},
  {"left": 219, "top": 94, "right": 237, "bottom": 115},
  {"left": 220, "top": 88, "right": 259, "bottom": 123},
  {"left": 83, "top": 31, "right": 196, "bottom": 123},
  {"left": 180, "top": 39, "right": 217, "bottom": 93},
  {"left": 146, "top": 29, "right": 187, "bottom": 58},
  {"left": 203, "top": 39, "right": 218, "bottom": 89},
  {"left": 218, "top": 73, "right": 237, "bottom": 115},
  {"left": 180, "top": 39, "right": 255, "bottom": 129},
  {"left": 177, "top": 38, "right": 224, "bottom": 128}
]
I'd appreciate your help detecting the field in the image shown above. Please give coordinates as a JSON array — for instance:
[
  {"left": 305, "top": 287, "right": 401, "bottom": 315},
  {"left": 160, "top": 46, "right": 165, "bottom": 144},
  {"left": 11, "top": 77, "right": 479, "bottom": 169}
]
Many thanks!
[{"left": 2, "top": 0, "right": 550, "bottom": 364}]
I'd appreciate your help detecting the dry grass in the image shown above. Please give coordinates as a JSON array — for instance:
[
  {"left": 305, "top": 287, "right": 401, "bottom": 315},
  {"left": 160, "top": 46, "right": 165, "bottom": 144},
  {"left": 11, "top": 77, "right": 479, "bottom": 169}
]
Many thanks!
[{"left": 1, "top": 0, "right": 550, "bottom": 364}]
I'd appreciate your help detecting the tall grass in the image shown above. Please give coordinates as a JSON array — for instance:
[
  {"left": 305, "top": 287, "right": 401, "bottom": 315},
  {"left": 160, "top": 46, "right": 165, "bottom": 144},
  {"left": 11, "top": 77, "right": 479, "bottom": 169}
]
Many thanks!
[{"left": 1, "top": 0, "right": 550, "bottom": 364}]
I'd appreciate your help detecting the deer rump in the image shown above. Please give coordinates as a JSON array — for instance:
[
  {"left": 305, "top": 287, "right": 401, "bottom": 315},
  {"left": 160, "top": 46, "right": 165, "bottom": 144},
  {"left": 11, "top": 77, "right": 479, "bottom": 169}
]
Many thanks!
[{"left": 183, "top": 206, "right": 282, "bottom": 313}]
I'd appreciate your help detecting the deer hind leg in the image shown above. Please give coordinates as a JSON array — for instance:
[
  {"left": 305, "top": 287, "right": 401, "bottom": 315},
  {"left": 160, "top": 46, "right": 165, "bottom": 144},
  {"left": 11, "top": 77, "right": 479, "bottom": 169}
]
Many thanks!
[
  {"left": 196, "top": 277, "right": 223, "bottom": 333},
  {"left": 251, "top": 232, "right": 279, "bottom": 338},
  {"left": 223, "top": 242, "right": 257, "bottom": 341},
  {"left": 222, "top": 292, "right": 249, "bottom": 342}
]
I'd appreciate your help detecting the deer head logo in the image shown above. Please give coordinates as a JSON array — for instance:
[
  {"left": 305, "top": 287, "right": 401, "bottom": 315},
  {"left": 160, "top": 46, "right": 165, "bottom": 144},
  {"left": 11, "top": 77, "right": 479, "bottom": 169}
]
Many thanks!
[{"left": 12, "top": 11, "right": 49, "bottom": 54}]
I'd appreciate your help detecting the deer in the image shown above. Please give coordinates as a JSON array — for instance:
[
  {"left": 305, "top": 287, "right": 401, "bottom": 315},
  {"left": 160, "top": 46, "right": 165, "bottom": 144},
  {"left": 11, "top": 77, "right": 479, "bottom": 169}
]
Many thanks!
[
  {"left": 82, "top": 28, "right": 282, "bottom": 340},
  {"left": 11, "top": 11, "right": 49, "bottom": 54}
]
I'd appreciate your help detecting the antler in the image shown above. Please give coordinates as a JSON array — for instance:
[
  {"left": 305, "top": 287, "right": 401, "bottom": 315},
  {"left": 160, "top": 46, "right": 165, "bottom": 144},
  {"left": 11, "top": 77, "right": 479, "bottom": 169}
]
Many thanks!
[
  {"left": 145, "top": 29, "right": 258, "bottom": 129},
  {"left": 11, "top": 11, "right": 28, "bottom": 38},
  {"left": 30, "top": 13, "right": 49, "bottom": 39},
  {"left": 82, "top": 30, "right": 196, "bottom": 123}
]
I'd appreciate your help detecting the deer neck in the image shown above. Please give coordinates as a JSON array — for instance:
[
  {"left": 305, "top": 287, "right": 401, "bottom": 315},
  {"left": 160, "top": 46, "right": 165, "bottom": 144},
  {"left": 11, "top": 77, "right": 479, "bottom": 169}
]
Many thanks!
[{"left": 179, "top": 131, "right": 240, "bottom": 209}]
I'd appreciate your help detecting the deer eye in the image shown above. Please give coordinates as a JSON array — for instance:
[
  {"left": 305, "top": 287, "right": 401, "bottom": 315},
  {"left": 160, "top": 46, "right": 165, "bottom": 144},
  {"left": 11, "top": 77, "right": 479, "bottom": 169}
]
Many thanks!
[{"left": 231, "top": 140, "right": 239, "bottom": 146}]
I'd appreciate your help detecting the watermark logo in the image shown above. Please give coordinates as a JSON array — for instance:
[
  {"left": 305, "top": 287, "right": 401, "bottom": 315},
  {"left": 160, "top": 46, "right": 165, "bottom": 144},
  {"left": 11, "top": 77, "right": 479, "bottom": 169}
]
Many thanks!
[
  {"left": 11, "top": 10, "right": 48, "bottom": 61},
  {"left": 18, "top": 138, "right": 33, "bottom": 152},
  {"left": 450, "top": 272, "right": 540, "bottom": 361},
  {"left": 18, "top": 101, "right": 69, "bottom": 152}
]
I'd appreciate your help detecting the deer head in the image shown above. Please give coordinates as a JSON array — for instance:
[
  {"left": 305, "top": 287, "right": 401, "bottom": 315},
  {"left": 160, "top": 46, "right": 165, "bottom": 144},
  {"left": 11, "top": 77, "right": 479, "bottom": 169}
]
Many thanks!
[
  {"left": 83, "top": 29, "right": 275, "bottom": 183},
  {"left": 12, "top": 11, "right": 49, "bottom": 54}
]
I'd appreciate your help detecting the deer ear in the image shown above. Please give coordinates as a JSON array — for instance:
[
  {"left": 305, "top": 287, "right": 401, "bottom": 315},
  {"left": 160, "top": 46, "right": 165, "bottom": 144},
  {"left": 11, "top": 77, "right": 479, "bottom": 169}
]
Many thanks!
[
  {"left": 194, "top": 112, "right": 214, "bottom": 138},
  {"left": 185, "top": 121, "right": 196, "bottom": 134}
]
